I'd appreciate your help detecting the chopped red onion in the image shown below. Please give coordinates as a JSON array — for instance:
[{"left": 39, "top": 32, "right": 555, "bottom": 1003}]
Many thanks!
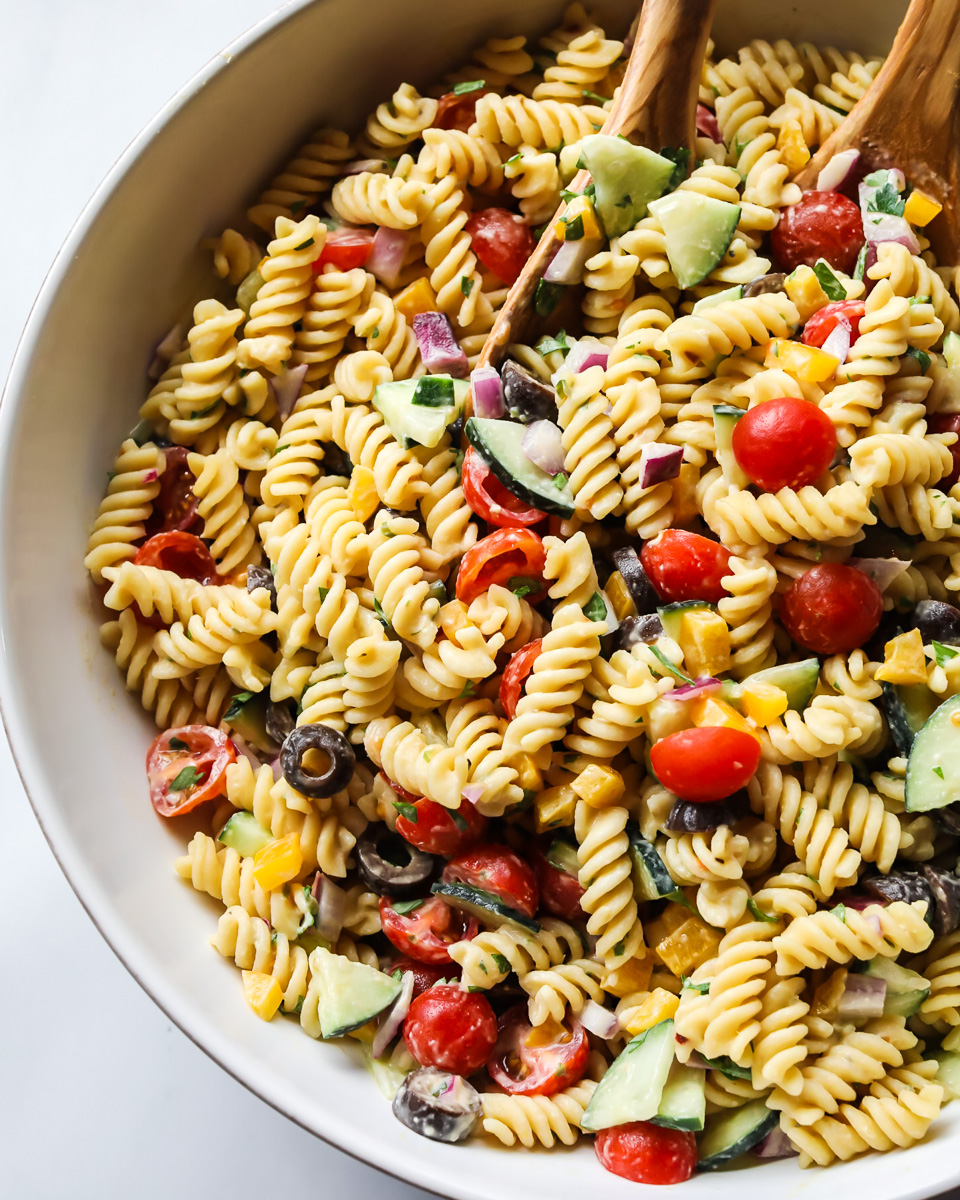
[
  {"left": 816, "top": 148, "right": 861, "bottom": 193},
  {"left": 578, "top": 999, "right": 620, "bottom": 1039},
  {"left": 313, "top": 874, "right": 347, "bottom": 943},
  {"left": 228, "top": 733, "right": 264, "bottom": 771},
  {"left": 368, "top": 226, "right": 411, "bottom": 290},
  {"left": 820, "top": 315, "right": 851, "bottom": 363},
  {"left": 566, "top": 338, "right": 610, "bottom": 374},
  {"left": 462, "top": 783, "right": 485, "bottom": 805},
  {"left": 837, "top": 973, "right": 886, "bottom": 1022},
  {"left": 682, "top": 1051, "right": 710, "bottom": 1069},
  {"left": 343, "top": 158, "right": 389, "bottom": 176},
  {"left": 143, "top": 469, "right": 158, "bottom": 484},
  {"left": 372, "top": 969, "right": 415, "bottom": 1059},
  {"left": 836, "top": 891, "right": 890, "bottom": 912},
  {"left": 696, "top": 104, "right": 723, "bottom": 144},
  {"left": 864, "top": 908, "right": 884, "bottom": 936},
  {"left": 470, "top": 367, "right": 504, "bottom": 418},
  {"left": 755, "top": 1127, "right": 799, "bottom": 1159},
  {"left": 664, "top": 677, "right": 722, "bottom": 702},
  {"left": 147, "top": 322, "right": 185, "bottom": 380},
  {"left": 273, "top": 362, "right": 309, "bottom": 421},
  {"left": 521, "top": 420, "right": 566, "bottom": 475},
  {"left": 640, "top": 443, "right": 683, "bottom": 488},
  {"left": 413, "top": 312, "right": 469, "bottom": 378},
  {"left": 848, "top": 557, "right": 910, "bottom": 591},
  {"left": 269, "top": 756, "right": 282, "bottom": 782},
  {"left": 543, "top": 236, "right": 603, "bottom": 285}
]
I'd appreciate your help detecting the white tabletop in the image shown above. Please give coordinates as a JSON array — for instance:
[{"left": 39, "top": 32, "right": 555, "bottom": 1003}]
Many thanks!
[{"left": 0, "top": 3, "right": 428, "bottom": 1195}]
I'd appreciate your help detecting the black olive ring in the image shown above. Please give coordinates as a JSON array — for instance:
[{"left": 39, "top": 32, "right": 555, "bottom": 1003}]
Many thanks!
[{"left": 280, "top": 724, "right": 355, "bottom": 799}]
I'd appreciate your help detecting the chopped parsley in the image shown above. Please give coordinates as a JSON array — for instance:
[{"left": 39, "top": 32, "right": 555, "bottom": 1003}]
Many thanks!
[
  {"left": 452, "top": 79, "right": 485, "bottom": 95},
  {"left": 583, "top": 591, "right": 607, "bottom": 622},
  {"left": 561, "top": 213, "right": 584, "bottom": 241},
  {"left": 868, "top": 182, "right": 905, "bottom": 217},
  {"left": 537, "top": 330, "right": 570, "bottom": 357},
  {"left": 318, "top": 586, "right": 330, "bottom": 601},
  {"left": 508, "top": 576, "right": 538, "bottom": 599},
  {"left": 491, "top": 952, "right": 512, "bottom": 975},
  {"left": 747, "top": 898, "right": 779, "bottom": 924},
  {"left": 906, "top": 346, "right": 932, "bottom": 373},
  {"left": 934, "top": 765, "right": 945, "bottom": 779},
  {"left": 461, "top": 276, "right": 475, "bottom": 297},
  {"left": 294, "top": 236, "right": 315, "bottom": 250},
  {"left": 392, "top": 898, "right": 425, "bottom": 915},
  {"left": 581, "top": 89, "right": 608, "bottom": 104},
  {"left": 933, "top": 640, "right": 959, "bottom": 667},
  {"left": 168, "top": 736, "right": 189, "bottom": 752},
  {"left": 812, "top": 260, "right": 846, "bottom": 302},
  {"left": 373, "top": 597, "right": 390, "bottom": 627},
  {"left": 169, "top": 765, "right": 206, "bottom": 792},
  {"left": 659, "top": 145, "right": 691, "bottom": 189},
  {"left": 552, "top": 472, "right": 569, "bottom": 490},
  {"left": 393, "top": 799, "right": 418, "bottom": 823},
  {"left": 223, "top": 692, "right": 254, "bottom": 721},
  {"left": 681, "top": 976, "right": 710, "bottom": 995}
]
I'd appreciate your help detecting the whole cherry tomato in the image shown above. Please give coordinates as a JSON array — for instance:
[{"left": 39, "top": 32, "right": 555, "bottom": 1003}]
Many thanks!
[
  {"left": 134, "top": 530, "right": 218, "bottom": 583},
  {"left": 770, "top": 190, "right": 865, "bottom": 274},
  {"left": 462, "top": 447, "right": 547, "bottom": 528},
  {"left": 487, "top": 1006, "right": 589, "bottom": 1097},
  {"left": 443, "top": 844, "right": 538, "bottom": 918},
  {"left": 465, "top": 208, "right": 536, "bottom": 285},
  {"left": 530, "top": 844, "right": 585, "bottom": 921},
  {"left": 435, "top": 88, "right": 491, "bottom": 132},
  {"left": 403, "top": 984, "right": 498, "bottom": 1075},
  {"left": 379, "top": 895, "right": 478, "bottom": 965},
  {"left": 928, "top": 413, "right": 960, "bottom": 488},
  {"left": 456, "top": 528, "right": 547, "bottom": 606},
  {"left": 781, "top": 563, "right": 883, "bottom": 655},
  {"left": 383, "top": 957, "right": 458, "bottom": 998},
  {"left": 732, "top": 396, "right": 836, "bottom": 492},
  {"left": 394, "top": 793, "right": 488, "bottom": 858},
  {"left": 650, "top": 727, "right": 761, "bottom": 802},
  {"left": 595, "top": 1122, "right": 698, "bottom": 1185},
  {"left": 801, "top": 299, "right": 866, "bottom": 348},
  {"left": 146, "top": 725, "right": 236, "bottom": 817},
  {"left": 313, "top": 227, "right": 375, "bottom": 272},
  {"left": 640, "top": 529, "right": 731, "bottom": 603},
  {"left": 499, "top": 639, "right": 543, "bottom": 719},
  {"left": 143, "top": 445, "right": 199, "bottom": 538}
]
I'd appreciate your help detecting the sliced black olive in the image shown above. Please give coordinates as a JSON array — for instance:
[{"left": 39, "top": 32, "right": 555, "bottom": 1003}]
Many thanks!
[
  {"left": 246, "top": 564, "right": 277, "bottom": 610},
  {"left": 742, "top": 272, "right": 787, "bottom": 297},
  {"left": 280, "top": 724, "right": 355, "bottom": 799},
  {"left": 933, "top": 803, "right": 960, "bottom": 836},
  {"left": 501, "top": 360, "right": 559, "bottom": 424},
  {"left": 611, "top": 547, "right": 659, "bottom": 614},
  {"left": 666, "top": 791, "right": 749, "bottom": 833},
  {"left": 447, "top": 414, "right": 464, "bottom": 445},
  {"left": 616, "top": 613, "right": 663, "bottom": 651},
  {"left": 921, "top": 865, "right": 960, "bottom": 935},
  {"left": 357, "top": 824, "right": 439, "bottom": 897},
  {"left": 266, "top": 701, "right": 296, "bottom": 746},
  {"left": 392, "top": 1067, "right": 480, "bottom": 1143},
  {"left": 319, "top": 442, "right": 353, "bottom": 477},
  {"left": 913, "top": 600, "right": 960, "bottom": 647},
  {"left": 862, "top": 870, "right": 935, "bottom": 912}
]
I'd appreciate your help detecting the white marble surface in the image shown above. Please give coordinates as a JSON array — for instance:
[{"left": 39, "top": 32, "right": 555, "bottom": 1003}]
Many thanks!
[{"left": 0, "top": 2, "right": 428, "bottom": 1195}]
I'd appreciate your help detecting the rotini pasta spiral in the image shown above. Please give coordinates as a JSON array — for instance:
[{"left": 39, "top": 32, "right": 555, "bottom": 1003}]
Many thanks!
[
  {"left": 575, "top": 800, "right": 644, "bottom": 966},
  {"left": 471, "top": 94, "right": 606, "bottom": 150},
  {"left": 84, "top": 439, "right": 164, "bottom": 583},
  {"left": 331, "top": 170, "right": 422, "bottom": 230},
  {"left": 213, "top": 906, "right": 310, "bottom": 1013},
  {"left": 448, "top": 919, "right": 585, "bottom": 989},
  {"left": 772, "top": 900, "right": 933, "bottom": 976}
]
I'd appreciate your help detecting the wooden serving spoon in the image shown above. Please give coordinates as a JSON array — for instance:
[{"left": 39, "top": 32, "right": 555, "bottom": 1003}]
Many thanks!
[
  {"left": 470, "top": 0, "right": 719, "bottom": 384},
  {"left": 795, "top": 0, "right": 960, "bottom": 260}
]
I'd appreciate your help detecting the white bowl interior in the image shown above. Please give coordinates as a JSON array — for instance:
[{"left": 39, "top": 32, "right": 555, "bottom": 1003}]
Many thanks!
[{"left": 5, "top": 0, "right": 958, "bottom": 1197}]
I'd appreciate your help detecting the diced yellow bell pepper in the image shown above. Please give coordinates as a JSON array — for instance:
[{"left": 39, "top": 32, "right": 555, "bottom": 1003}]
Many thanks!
[
  {"left": 439, "top": 599, "right": 470, "bottom": 640},
  {"left": 605, "top": 570, "right": 638, "bottom": 623},
  {"left": 347, "top": 465, "right": 379, "bottom": 522},
  {"left": 623, "top": 988, "right": 680, "bottom": 1036},
  {"left": 645, "top": 901, "right": 693, "bottom": 948},
  {"left": 571, "top": 763, "right": 625, "bottom": 809},
  {"left": 654, "top": 916, "right": 723, "bottom": 978},
  {"left": 784, "top": 264, "right": 830, "bottom": 322},
  {"left": 395, "top": 277, "right": 438, "bottom": 322},
  {"left": 740, "top": 680, "right": 789, "bottom": 726},
  {"left": 253, "top": 832, "right": 303, "bottom": 891},
  {"left": 602, "top": 955, "right": 653, "bottom": 998},
  {"left": 691, "top": 696, "right": 762, "bottom": 743},
  {"left": 534, "top": 785, "right": 578, "bottom": 832},
  {"left": 875, "top": 627, "right": 928, "bottom": 685},
  {"left": 904, "top": 189, "right": 943, "bottom": 227},
  {"left": 811, "top": 968, "right": 849, "bottom": 1022},
  {"left": 679, "top": 609, "right": 731, "bottom": 678},
  {"left": 513, "top": 753, "right": 543, "bottom": 793},
  {"left": 348, "top": 1019, "right": 379, "bottom": 1043},
  {"left": 242, "top": 970, "right": 283, "bottom": 1021},
  {"left": 765, "top": 338, "right": 839, "bottom": 383},
  {"left": 672, "top": 462, "right": 700, "bottom": 525},
  {"left": 776, "top": 119, "right": 810, "bottom": 175},
  {"left": 554, "top": 193, "right": 602, "bottom": 242}
]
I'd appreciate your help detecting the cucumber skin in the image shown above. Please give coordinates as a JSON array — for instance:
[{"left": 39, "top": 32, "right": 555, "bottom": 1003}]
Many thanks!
[
  {"left": 906, "top": 693, "right": 960, "bottom": 812},
  {"left": 696, "top": 1100, "right": 778, "bottom": 1170},
  {"left": 430, "top": 881, "right": 541, "bottom": 933},
  {"left": 464, "top": 417, "right": 575, "bottom": 517}
]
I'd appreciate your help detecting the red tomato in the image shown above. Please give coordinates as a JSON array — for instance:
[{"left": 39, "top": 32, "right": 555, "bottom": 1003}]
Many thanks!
[
  {"left": 146, "top": 725, "right": 236, "bottom": 817},
  {"left": 499, "top": 639, "right": 543, "bottom": 719},
  {"left": 461, "top": 447, "right": 547, "bottom": 528},
  {"left": 384, "top": 957, "right": 458, "bottom": 998},
  {"left": 731, "top": 397, "right": 836, "bottom": 492},
  {"left": 771, "top": 190, "right": 865, "bottom": 274},
  {"left": 530, "top": 844, "right": 585, "bottom": 921},
  {"left": 143, "top": 446, "right": 199, "bottom": 538},
  {"left": 640, "top": 529, "right": 731, "bottom": 603},
  {"left": 928, "top": 413, "right": 960, "bottom": 488},
  {"left": 134, "top": 531, "right": 218, "bottom": 583},
  {"left": 403, "top": 984, "right": 498, "bottom": 1075},
  {"left": 465, "top": 208, "right": 536, "bottom": 286},
  {"left": 394, "top": 794, "right": 488, "bottom": 857},
  {"left": 650, "top": 727, "right": 761, "bottom": 802},
  {"left": 781, "top": 563, "right": 883, "bottom": 655},
  {"left": 801, "top": 299, "right": 866, "bottom": 348},
  {"left": 379, "top": 896, "right": 478, "bottom": 965},
  {"left": 435, "top": 88, "right": 490, "bottom": 132},
  {"left": 487, "top": 1006, "right": 589, "bottom": 1097},
  {"left": 595, "top": 1122, "right": 698, "bottom": 1185},
  {"left": 443, "top": 843, "right": 539, "bottom": 918},
  {"left": 456, "top": 528, "right": 547, "bottom": 606},
  {"left": 312, "top": 227, "right": 375, "bottom": 272},
  {"left": 379, "top": 771, "right": 421, "bottom": 806}
]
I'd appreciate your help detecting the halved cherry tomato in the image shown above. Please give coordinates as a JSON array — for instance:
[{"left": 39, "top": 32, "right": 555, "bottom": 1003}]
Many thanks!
[
  {"left": 780, "top": 563, "right": 883, "bottom": 655},
  {"left": 146, "top": 725, "right": 237, "bottom": 817},
  {"left": 443, "top": 843, "right": 539, "bottom": 918},
  {"left": 462, "top": 446, "right": 547, "bottom": 528},
  {"left": 499, "top": 639, "right": 543, "bottom": 719},
  {"left": 379, "top": 895, "right": 478, "bottom": 965},
  {"left": 143, "top": 446, "right": 199, "bottom": 538},
  {"left": 640, "top": 529, "right": 731, "bottom": 603},
  {"left": 801, "top": 299, "right": 866, "bottom": 348},
  {"left": 394, "top": 794, "right": 488, "bottom": 857},
  {"left": 465, "top": 208, "right": 536, "bottom": 286},
  {"left": 403, "top": 984, "right": 498, "bottom": 1074},
  {"left": 487, "top": 1006, "right": 589, "bottom": 1097},
  {"left": 732, "top": 396, "right": 836, "bottom": 492},
  {"left": 435, "top": 88, "right": 491, "bottom": 132},
  {"left": 379, "top": 772, "right": 421, "bottom": 806},
  {"left": 456, "top": 528, "right": 547, "bottom": 606},
  {"left": 383, "top": 957, "right": 459, "bottom": 998},
  {"left": 530, "top": 844, "right": 585, "bottom": 922},
  {"left": 770, "top": 190, "right": 865, "bottom": 274},
  {"left": 134, "top": 531, "right": 218, "bottom": 583},
  {"left": 929, "top": 413, "right": 960, "bottom": 488},
  {"left": 595, "top": 1122, "right": 698, "bottom": 1185},
  {"left": 312, "top": 226, "right": 375, "bottom": 272},
  {"left": 650, "top": 727, "right": 761, "bottom": 802}
]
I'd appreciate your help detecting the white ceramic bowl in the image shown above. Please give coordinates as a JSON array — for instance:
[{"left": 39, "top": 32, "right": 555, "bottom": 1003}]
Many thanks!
[{"left": 4, "top": 0, "right": 957, "bottom": 1196}]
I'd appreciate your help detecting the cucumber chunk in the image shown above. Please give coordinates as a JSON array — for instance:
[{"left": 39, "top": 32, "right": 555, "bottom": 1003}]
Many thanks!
[
  {"left": 906, "top": 694, "right": 960, "bottom": 811},
  {"left": 546, "top": 837, "right": 580, "bottom": 877},
  {"left": 647, "top": 191, "right": 741, "bottom": 289},
  {"left": 374, "top": 377, "right": 468, "bottom": 449},
  {"left": 464, "top": 417, "right": 575, "bottom": 516},
  {"left": 693, "top": 285, "right": 743, "bottom": 313},
  {"left": 652, "top": 1061, "right": 706, "bottom": 1131},
  {"left": 859, "top": 956, "right": 930, "bottom": 1018},
  {"left": 307, "top": 947, "right": 402, "bottom": 1039},
  {"left": 933, "top": 1050, "right": 960, "bottom": 1100},
  {"left": 712, "top": 405, "right": 749, "bottom": 488},
  {"left": 657, "top": 600, "right": 716, "bottom": 642},
  {"left": 581, "top": 1019, "right": 676, "bottom": 1131},
  {"left": 627, "top": 825, "right": 675, "bottom": 901},
  {"left": 882, "top": 682, "right": 939, "bottom": 756},
  {"left": 223, "top": 691, "right": 276, "bottom": 754},
  {"left": 218, "top": 811, "right": 273, "bottom": 857},
  {"left": 578, "top": 134, "right": 676, "bottom": 238},
  {"left": 430, "top": 882, "right": 541, "bottom": 932},
  {"left": 739, "top": 657, "right": 820, "bottom": 711},
  {"left": 697, "top": 1098, "right": 777, "bottom": 1170}
]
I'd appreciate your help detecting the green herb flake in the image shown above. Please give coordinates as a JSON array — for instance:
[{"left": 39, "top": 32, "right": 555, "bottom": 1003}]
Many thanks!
[
  {"left": 452, "top": 79, "right": 485, "bottom": 95},
  {"left": 506, "top": 152, "right": 522, "bottom": 165},
  {"left": 581, "top": 88, "right": 608, "bottom": 104},
  {"left": 583, "top": 591, "right": 607, "bottom": 622},
  {"left": 534, "top": 278, "right": 563, "bottom": 317},
  {"left": 812, "top": 260, "right": 846, "bottom": 302},
  {"left": 168, "top": 736, "right": 189, "bottom": 751},
  {"left": 612, "top": 939, "right": 626, "bottom": 957},
  {"left": 561, "top": 213, "right": 585, "bottom": 241},
  {"left": 868, "top": 182, "right": 905, "bottom": 217},
  {"left": 392, "top": 898, "right": 425, "bottom": 915},
  {"left": 747, "top": 898, "right": 779, "bottom": 924},
  {"left": 373, "top": 597, "right": 390, "bottom": 627},
  {"left": 393, "top": 799, "right": 418, "bottom": 823},
  {"left": 272, "top": 443, "right": 290, "bottom": 456},
  {"left": 370, "top": 326, "right": 380, "bottom": 339},
  {"left": 854, "top": 243, "right": 868, "bottom": 281},
  {"left": 537, "top": 330, "right": 570, "bottom": 357},
  {"left": 555, "top": 376, "right": 570, "bottom": 399},
  {"left": 552, "top": 472, "right": 569, "bottom": 491},
  {"left": 906, "top": 346, "right": 932, "bottom": 373},
  {"left": 450, "top": 809, "right": 469, "bottom": 832},
  {"left": 223, "top": 692, "right": 254, "bottom": 721},
  {"left": 170, "top": 765, "right": 206, "bottom": 792},
  {"left": 508, "top": 576, "right": 538, "bottom": 599},
  {"left": 659, "top": 145, "right": 691, "bottom": 190},
  {"left": 909, "top": 295, "right": 932, "bottom": 306},
  {"left": 681, "top": 976, "right": 710, "bottom": 995},
  {"left": 934, "top": 765, "right": 945, "bottom": 779},
  {"left": 700, "top": 1055, "right": 752, "bottom": 1080},
  {"left": 829, "top": 903, "right": 847, "bottom": 923},
  {"left": 459, "top": 681, "right": 477, "bottom": 698},
  {"left": 491, "top": 952, "right": 511, "bottom": 975},
  {"left": 294, "top": 237, "right": 315, "bottom": 251},
  {"left": 461, "top": 276, "right": 475, "bottom": 297},
  {"left": 380, "top": 523, "right": 397, "bottom": 538},
  {"left": 933, "top": 640, "right": 959, "bottom": 667},
  {"left": 288, "top": 199, "right": 306, "bottom": 214}
]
